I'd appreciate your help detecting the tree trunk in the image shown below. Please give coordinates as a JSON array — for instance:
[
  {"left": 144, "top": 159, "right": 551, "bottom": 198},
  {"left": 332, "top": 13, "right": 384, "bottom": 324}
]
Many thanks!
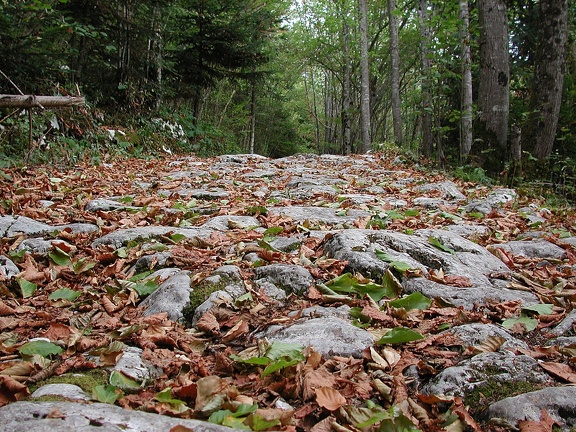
[
  {"left": 418, "top": 0, "right": 433, "bottom": 158},
  {"left": 249, "top": 81, "right": 256, "bottom": 155},
  {"left": 358, "top": 0, "right": 372, "bottom": 153},
  {"left": 523, "top": 0, "right": 569, "bottom": 159},
  {"left": 477, "top": 0, "right": 509, "bottom": 171},
  {"left": 0, "top": 95, "right": 85, "bottom": 108},
  {"left": 459, "top": 0, "right": 473, "bottom": 162},
  {"left": 387, "top": 0, "right": 403, "bottom": 146},
  {"left": 342, "top": 18, "right": 352, "bottom": 155}
]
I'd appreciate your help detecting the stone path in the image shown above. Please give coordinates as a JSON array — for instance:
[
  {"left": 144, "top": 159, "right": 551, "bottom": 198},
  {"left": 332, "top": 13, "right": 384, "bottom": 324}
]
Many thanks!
[{"left": 0, "top": 153, "right": 575, "bottom": 431}]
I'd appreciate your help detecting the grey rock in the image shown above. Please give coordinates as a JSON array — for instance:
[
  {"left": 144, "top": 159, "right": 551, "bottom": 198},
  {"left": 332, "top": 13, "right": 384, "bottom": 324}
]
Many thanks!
[
  {"left": 416, "top": 181, "right": 466, "bottom": 201},
  {"left": 446, "top": 323, "right": 529, "bottom": 350},
  {"left": 256, "top": 280, "right": 287, "bottom": 300},
  {"left": 269, "top": 236, "right": 301, "bottom": 252},
  {"left": 132, "top": 252, "right": 172, "bottom": 273},
  {"left": 0, "top": 215, "right": 17, "bottom": 237},
  {"left": 488, "top": 386, "right": 576, "bottom": 431},
  {"left": 92, "top": 226, "right": 213, "bottom": 249},
  {"left": 242, "top": 169, "right": 277, "bottom": 178},
  {"left": 0, "top": 401, "right": 244, "bottom": 432},
  {"left": 0, "top": 255, "right": 20, "bottom": 279},
  {"left": 549, "top": 336, "right": 576, "bottom": 346},
  {"left": 423, "top": 351, "right": 552, "bottom": 397},
  {"left": 486, "top": 188, "right": 517, "bottom": 205},
  {"left": 31, "top": 384, "right": 90, "bottom": 401},
  {"left": 139, "top": 270, "right": 192, "bottom": 321},
  {"left": 288, "top": 305, "right": 351, "bottom": 320},
  {"left": 464, "top": 200, "right": 492, "bottom": 215},
  {"left": 192, "top": 290, "right": 234, "bottom": 325},
  {"left": 262, "top": 317, "right": 373, "bottom": 358},
  {"left": 338, "top": 194, "right": 377, "bottom": 204},
  {"left": 254, "top": 264, "right": 313, "bottom": 295},
  {"left": 518, "top": 206, "right": 547, "bottom": 225},
  {"left": 115, "top": 346, "right": 162, "bottom": 382},
  {"left": 545, "top": 310, "right": 576, "bottom": 336},
  {"left": 412, "top": 197, "right": 446, "bottom": 209},
  {"left": 84, "top": 199, "right": 140, "bottom": 212},
  {"left": 269, "top": 206, "right": 369, "bottom": 226},
  {"left": 180, "top": 188, "right": 229, "bottom": 200},
  {"left": 217, "top": 154, "right": 268, "bottom": 164},
  {"left": 403, "top": 277, "right": 538, "bottom": 309},
  {"left": 443, "top": 223, "right": 490, "bottom": 238},
  {"left": 200, "top": 215, "right": 260, "bottom": 231},
  {"left": 560, "top": 237, "right": 576, "bottom": 247},
  {"left": 2, "top": 216, "right": 97, "bottom": 238},
  {"left": 39, "top": 200, "right": 55, "bottom": 208},
  {"left": 488, "top": 239, "right": 566, "bottom": 260},
  {"left": 16, "top": 238, "right": 73, "bottom": 255}
]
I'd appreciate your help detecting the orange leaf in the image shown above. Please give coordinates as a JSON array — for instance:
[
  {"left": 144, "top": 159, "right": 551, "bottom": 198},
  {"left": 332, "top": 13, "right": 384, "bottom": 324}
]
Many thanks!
[
  {"left": 539, "top": 362, "right": 576, "bottom": 383},
  {"left": 0, "top": 300, "right": 16, "bottom": 316},
  {"left": 518, "top": 409, "right": 558, "bottom": 432},
  {"left": 315, "top": 387, "right": 346, "bottom": 411}
]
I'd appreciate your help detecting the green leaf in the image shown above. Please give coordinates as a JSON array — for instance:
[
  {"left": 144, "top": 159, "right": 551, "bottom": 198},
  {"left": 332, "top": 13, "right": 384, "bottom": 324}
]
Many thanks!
[
  {"left": 169, "top": 233, "right": 186, "bottom": 242},
  {"left": 262, "top": 358, "right": 301, "bottom": 377},
  {"left": 264, "top": 226, "right": 283, "bottom": 236},
  {"left": 9, "top": 249, "right": 26, "bottom": 262},
  {"left": 92, "top": 384, "right": 123, "bottom": 404},
  {"left": 18, "top": 340, "right": 63, "bottom": 358},
  {"left": 155, "top": 387, "right": 187, "bottom": 406},
  {"left": 403, "top": 209, "right": 420, "bottom": 217},
  {"left": 230, "top": 355, "right": 271, "bottom": 365},
  {"left": 428, "top": 237, "right": 455, "bottom": 254},
  {"left": 49, "top": 246, "right": 72, "bottom": 266},
  {"left": 128, "top": 271, "right": 152, "bottom": 282},
  {"left": 502, "top": 316, "right": 538, "bottom": 332},
  {"left": 72, "top": 257, "right": 97, "bottom": 274},
  {"left": 109, "top": 370, "right": 142, "bottom": 389},
  {"left": 326, "top": 273, "right": 397, "bottom": 301},
  {"left": 377, "top": 327, "right": 425, "bottom": 345},
  {"left": 388, "top": 292, "right": 432, "bottom": 311},
  {"left": 247, "top": 205, "right": 268, "bottom": 215},
  {"left": 349, "top": 307, "right": 372, "bottom": 323},
  {"left": 133, "top": 279, "right": 159, "bottom": 297},
  {"left": 209, "top": 409, "right": 235, "bottom": 424},
  {"left": 49, "top": 288, "right": 81, "bottom": 301},
  {"left": 378, "top": 413, "right": 423, "bottom": 431},
  {"left": 115, "top": 247, "right": 128, "bottom": 258},
  {"left": 521, "top": 304, "right": 554, "bottom": 315},
  {"left": 248, "top": 414, "right": 281, "bottom": 431},
  {"left": 18, "top": 278, "right": 37, "bottom": 298},
  {"left": 356, "top": 410, "right": 393, "bottom": 427}
]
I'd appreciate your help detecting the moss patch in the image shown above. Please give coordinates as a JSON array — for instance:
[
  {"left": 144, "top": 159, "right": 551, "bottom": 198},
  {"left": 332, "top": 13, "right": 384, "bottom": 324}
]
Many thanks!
[
  {"left": 465, "top": 379, "right": 545, "bottom": 419},
  {"left": 28, "top": 368, "right": 109, "bottom": 396},
  {"left": 182, "top": 278, "right": 229, "bottom": 326}
]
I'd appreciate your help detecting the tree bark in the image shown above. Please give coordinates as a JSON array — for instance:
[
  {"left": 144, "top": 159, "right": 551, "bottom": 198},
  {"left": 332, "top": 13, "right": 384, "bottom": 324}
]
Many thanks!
[
  {"left": 477, "top": 0, "right": 509, "bottom": 171},
  {"left": 342, "top": 18, "right": 352, "bottom": 155},
  {"left": 459, "top": 0, "right": 473, "bottom": 162},
  {"left": 523, "top": 0, "right": 569, "bottom": 159},
  {"left": 0, "top": 95, "right": 85, "bottom": 109},
  {"left": 387, "top": 0, "right": 403, "bottom": 146},
  {"left": 418, "top": 0, "right": 433, "bottom": 158},
  {"left": 358, "top": 0, "right": 372, "bottom": 153}
]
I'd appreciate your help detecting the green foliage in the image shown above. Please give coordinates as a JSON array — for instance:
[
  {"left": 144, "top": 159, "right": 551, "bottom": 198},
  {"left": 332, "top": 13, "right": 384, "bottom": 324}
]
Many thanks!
[
  {"left": 376, "top": 327, "right": 425, "bottom": 345},
  {"left": 18, "top": 340, "right": 63, "bottom": 358},
  {"left": 231, "top": 341, "right": 305, "bottom": 378}
]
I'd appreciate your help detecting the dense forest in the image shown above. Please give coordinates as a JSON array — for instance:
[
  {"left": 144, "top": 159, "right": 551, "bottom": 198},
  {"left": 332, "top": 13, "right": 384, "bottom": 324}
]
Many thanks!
[{"left": 0, "top": 1, "right": 575, "bottom": 191}]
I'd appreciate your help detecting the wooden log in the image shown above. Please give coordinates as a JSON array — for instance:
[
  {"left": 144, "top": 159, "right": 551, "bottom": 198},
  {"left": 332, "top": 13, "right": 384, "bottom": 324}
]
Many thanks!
[{"left": 0, "top": 94, "right": 85, "bottom": 109}]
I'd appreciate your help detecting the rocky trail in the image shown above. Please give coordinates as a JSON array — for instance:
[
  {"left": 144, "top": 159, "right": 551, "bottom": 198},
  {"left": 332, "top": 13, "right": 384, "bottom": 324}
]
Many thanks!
[{"left": 0, "top": 153, "right": 575, "bottom": 432}]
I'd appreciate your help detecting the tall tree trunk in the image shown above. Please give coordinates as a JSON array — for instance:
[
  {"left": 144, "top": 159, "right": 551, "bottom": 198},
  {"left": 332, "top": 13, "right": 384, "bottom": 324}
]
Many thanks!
[
  {"left": 387, "top": 0, "right": 403, "bottom": 146},
  {"left": 477, "top": 0, "right": 509, "bottom": 172},
  {"left": 418, "top": 0, "right": 433, "bottom": 158},
  {"left": 459, "top": 0, "right": 473, "bottom": 162},
  {"left": 342, "top": 18, "right": 352, "bottom": 155},
  {"left": 117, "top": 0, "right": 133, "bottom": 89},
  {"left": 523, "top": 0, "right": 569, "bottom": 159},
  {"left": 249, "top": 80, "right": 256, "bottom": 154},
  {"left": 358, "top": 0, "right": 372, "bottom": 153}
]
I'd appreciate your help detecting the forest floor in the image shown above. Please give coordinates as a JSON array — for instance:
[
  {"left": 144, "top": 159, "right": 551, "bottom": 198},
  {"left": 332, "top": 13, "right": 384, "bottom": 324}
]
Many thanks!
[{"left": 0, "top": 152, "right": 575, "bottom": 432}]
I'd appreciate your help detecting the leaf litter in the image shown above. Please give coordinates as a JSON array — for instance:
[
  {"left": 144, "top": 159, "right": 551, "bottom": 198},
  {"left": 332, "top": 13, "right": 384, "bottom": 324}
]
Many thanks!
[{"left": 0, "top": 153, "right": 575, "bottom": 431}]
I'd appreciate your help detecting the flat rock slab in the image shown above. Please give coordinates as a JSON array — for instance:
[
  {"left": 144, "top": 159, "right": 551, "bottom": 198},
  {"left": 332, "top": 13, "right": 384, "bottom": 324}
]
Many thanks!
[
  {"left": 140, "top": 270, "right": 192, "bottom": 321},
  {"left": 0, "top": 216, "right": 97, "bottom": 238},
  {"left": 488, "top": 386, "right": 576, "bottom": 431},
  {"left": 269, "top": 206, "right": 369, "bottom": 226},
  {"left": 422, "top": 351, "right": 552, "bottom": 397},
  {"left": 31, "top": 384, "right": 90, "bottom": 401},
  {"left": 92, "top": 226, "right": 214, "bottom": 249},
  {"left": 254, "top": 264, "right": 314, "bottom": 296},
  {"left": 488, "top": 239, "right": 567, "bottom": 260},
  {"left": 0, "top": 401, "right": 243, "bottom": 432},
  {"left": 261, "top": 317, "right": 374, "bottom": 358}
]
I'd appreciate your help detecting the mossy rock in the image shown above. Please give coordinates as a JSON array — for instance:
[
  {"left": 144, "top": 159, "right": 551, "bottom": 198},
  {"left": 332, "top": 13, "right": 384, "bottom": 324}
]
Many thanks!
[{"left": 28, "top": 368, "right": 109, "bottom": 395}]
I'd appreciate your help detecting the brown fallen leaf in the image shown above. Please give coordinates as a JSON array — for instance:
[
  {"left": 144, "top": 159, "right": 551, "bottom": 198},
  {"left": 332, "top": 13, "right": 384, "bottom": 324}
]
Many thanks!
[
  {"left": 539, "top": 362, "right": 576, "bottom": 383},
  {"left": 0, "top": 375, "right": 30, "bottom": 406},
  {"left": 196, "top": 312, "right": 220, "bottom": 335},
  {"left": 451, "top": 397, "right": 482, "bottom": 432},
  {"left": 0, "top": 300, "right": 16, "bottom": 316},
  {"left": 471, "top": 336, "right": 506, "bottom": 355},
  {"left": 221, "top": 319, "right": 249, "bottom": 343},
  {"left": 315, "top": 386, "right": 346, "bottom": 411},
  {"left": 518, "top": 409, "right": 558, "bottom": 432}
]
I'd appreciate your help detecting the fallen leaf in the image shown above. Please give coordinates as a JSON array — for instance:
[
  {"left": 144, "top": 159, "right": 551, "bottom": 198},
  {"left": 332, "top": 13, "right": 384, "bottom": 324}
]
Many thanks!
[
  {"left": 518, "top": 409, "right": 558, "bottom": 432},
  {"left": 196, "top": 313, "right": 220, "bottom": 335},
  {"left": 0, "top": 375, "right": 30, "bottom": 406},
  {"left": 471, "top": 336, "right": 506, "bottom": 355},
  {"left": 315, "top": 386, "right": 346, "bottom": 411},
  {"left": 539, "top": 362, "right": 576, "bottom": 383}
]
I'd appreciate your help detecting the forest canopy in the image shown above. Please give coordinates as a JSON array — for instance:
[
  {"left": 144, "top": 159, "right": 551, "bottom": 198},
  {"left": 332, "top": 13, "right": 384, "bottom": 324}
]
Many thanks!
[{"left": 0, "top": 0, "right": 575, "bottom": 188}]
